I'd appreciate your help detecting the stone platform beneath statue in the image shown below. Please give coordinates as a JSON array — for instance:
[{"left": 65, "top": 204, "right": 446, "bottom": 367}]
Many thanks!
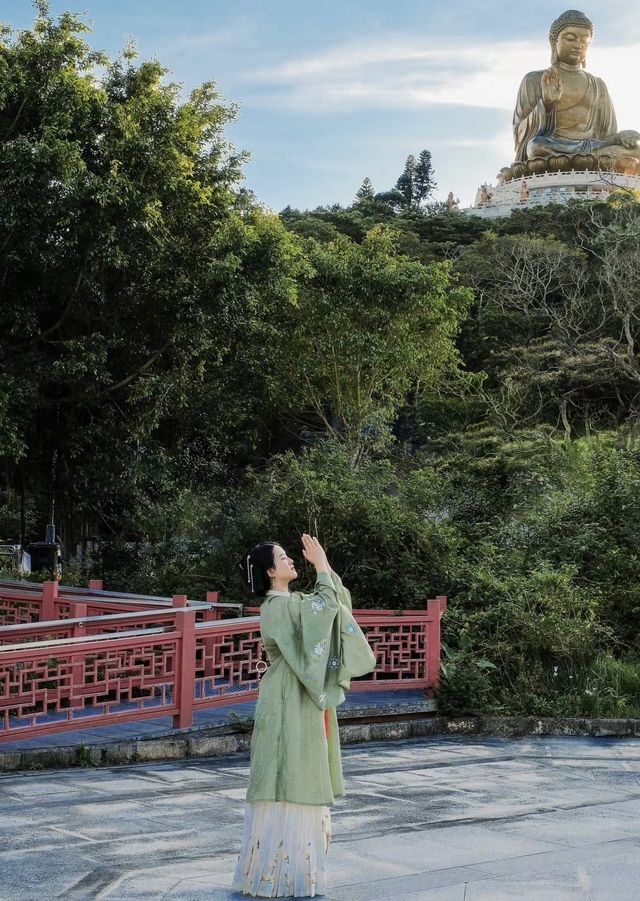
[{"left": 465, "top": 169, "right": 640, "bottom": 219}]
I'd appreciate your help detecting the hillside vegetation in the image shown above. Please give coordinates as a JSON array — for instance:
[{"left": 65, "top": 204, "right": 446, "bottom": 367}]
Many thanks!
[{"left": 2, "top": 6, "right": 640, "bottom": 716}]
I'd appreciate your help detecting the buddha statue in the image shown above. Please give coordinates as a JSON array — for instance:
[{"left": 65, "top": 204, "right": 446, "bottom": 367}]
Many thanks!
[{"left": 512, "top": 9, "right": 640, "bottom": 175}]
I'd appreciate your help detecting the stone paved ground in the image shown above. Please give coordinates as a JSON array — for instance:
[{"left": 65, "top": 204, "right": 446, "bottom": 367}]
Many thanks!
[{"left": 1, "top": 734, "right": 640, "bottom": 900}]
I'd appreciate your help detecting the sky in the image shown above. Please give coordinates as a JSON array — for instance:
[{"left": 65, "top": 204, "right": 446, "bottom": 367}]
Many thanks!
[{"left": 4, "top": 1, "right": 640, "bottom": 210}]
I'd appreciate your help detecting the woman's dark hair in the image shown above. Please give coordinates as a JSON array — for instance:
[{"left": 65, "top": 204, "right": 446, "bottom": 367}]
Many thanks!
[{"left": 244, "top": 542, "right": 277, "bottom": 598}]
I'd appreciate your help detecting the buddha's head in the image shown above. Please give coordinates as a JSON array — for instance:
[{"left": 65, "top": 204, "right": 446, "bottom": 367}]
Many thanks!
[{"left": 549, "top": 9, "right": 594, "bottom": 68}]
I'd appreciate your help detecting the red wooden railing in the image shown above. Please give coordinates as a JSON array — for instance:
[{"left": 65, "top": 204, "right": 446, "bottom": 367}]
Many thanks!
[
  {"left": 0, "top": 578, "right": 241, "bottom": 624},
  {"left": 0, "top": 579, "right": 447, "bottom": 743}
]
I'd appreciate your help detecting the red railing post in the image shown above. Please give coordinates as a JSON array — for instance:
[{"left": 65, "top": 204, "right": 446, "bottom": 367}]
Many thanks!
[
  {"left": 69, "top": 602, "right": 87, "bottom": 638},
  {"left": 203, "top": 591, "right": 222, "bottom": 677},
  {"left": 205, "top": 591, "right": 221, "bottom": 620},
  {"left": 69, "top": 652, "right": 85, "bottom": 710},
  {"left": 172, "top": 595, "right": 196, "bottom": 729},
  {"left": 426, "top": 595, "right": 447, "bottom": 694},
  {"left": 67, "top": 599, "right": 88, "bottom": 709},
  {"left": 41, "top": 581, "right": 59, "bottom": 621},
  {"left": 89, "top": 579, "right": 104, "bottom": 591}
]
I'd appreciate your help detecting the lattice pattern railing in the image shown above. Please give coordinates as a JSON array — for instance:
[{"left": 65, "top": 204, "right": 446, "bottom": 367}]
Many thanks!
[
  {"left": 0, "top": 587, "right": 446, "bottom": 742},
  {"left": 361, "top": 621, "right": 427, "bottom": 683},
  {"left": 194, "top": 620, "right": 264, "bottom": 707},
  {"left": 0, "top": 631, "right": 179, "bottom": 737},
  {"left": 0, "top": 595, "right": 42, "bottom": 626}
]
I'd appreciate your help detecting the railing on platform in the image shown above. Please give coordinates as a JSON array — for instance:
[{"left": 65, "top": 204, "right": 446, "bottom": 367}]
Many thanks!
[
  {"left": 0, "top": 579, "right": 447, "bottom": 743},
  {"left": 0, "top": 578, "right": 242, "bottom": 625}
]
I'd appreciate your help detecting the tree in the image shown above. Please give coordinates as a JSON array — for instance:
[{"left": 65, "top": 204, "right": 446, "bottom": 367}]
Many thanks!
[
  {"left": 414, "top": 150, "right": 437, "bottom": 206},
  {"left": 371, "top": 189, "right": 405, "bottom": 215},
  {"left": 395, "top": 155, "right": 416, "bottom": 210},
  {"left": 394, "top": 150, "right": 437, "bottom": 211},
  {"left": 0, "top": 5, "right": 301, "bottom": 548},
  {"left": 355, "top": 177, "right": 374, "bottom": 203},
  {"left": 580, "top": 200, "right": 640, "bottom": 394},
  {"left": 273, "top": 226, "right": 472, "bottom": 460}
]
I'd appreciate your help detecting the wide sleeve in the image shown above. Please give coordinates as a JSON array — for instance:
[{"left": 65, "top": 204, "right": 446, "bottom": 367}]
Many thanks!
[
  {"left": 330, "top": 569, "right": 352, "bottom": 612},
  {"left": 260, "top": 572, "right": 340, "bottom": 709},
  {"left": 328, "top": 571, "right": 376, "bottom": 690},
  {"left": 337, "top": 605, "right": 377, "bottom": 690}
]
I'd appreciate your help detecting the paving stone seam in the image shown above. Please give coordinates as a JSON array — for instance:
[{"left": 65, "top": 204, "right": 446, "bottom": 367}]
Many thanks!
[
  {"left": 322, "top": 790, "right": 640, "bottom": 840},
  {"left": 6, "top": 788, "right": 640, "bottom": 852},
  {"left": 53, "top": 865, "right": 123, "bottom": 900},
  {"left": 319, "top": 863, "right": 498, "bottom": 899}
]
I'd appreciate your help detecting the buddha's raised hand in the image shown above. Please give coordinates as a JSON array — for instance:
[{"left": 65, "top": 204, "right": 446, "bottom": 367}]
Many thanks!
[{"left": 541, "top": 66, "right": 563, "bottom": 109}]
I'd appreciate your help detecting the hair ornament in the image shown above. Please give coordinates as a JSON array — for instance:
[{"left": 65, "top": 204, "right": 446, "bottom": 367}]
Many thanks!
[{"left": 245, "top": 554, "right": 256, "bottom": 592}]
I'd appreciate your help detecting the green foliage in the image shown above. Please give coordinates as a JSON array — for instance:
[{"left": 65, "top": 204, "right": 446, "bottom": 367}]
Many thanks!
[
  {"left": 354, "top": 177, "right": 375, "bottom": 203},
  {"left": 0, "top": 6, "right": 301, "bottom": 546},
  {"left": 75, "top": 743, "right": 98, "bottom": 766},
  {"left": 395, "top": 155, "right": 416, "bottom": 210},
  {"left": 438, "top": 650, "right": 497, "bottom": 714},
  {"left": 395, "top": 150, "right": 437, "bottom": 210},
  {"left": 433, "top": 434, "right": 640, "bottom": 714},
  {"left": 438, "top": 563, "right": 608, "bottom": 716},
  {"left": 275, "top": 227, "right": 472, "bottom": 454},
  {"left": 414, "top": 150, "right": 437, "bottom": 206},
  {"left": 199, "top": 440, "right": 461, "bottom": 606},
  {"left": 497, "top": 436, "right": 640, "bottom": 646}
]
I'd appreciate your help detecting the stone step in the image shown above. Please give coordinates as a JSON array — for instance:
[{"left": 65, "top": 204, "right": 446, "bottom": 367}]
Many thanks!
[{"left": 4, "top": 709, "right": 640, "bottom": 774}]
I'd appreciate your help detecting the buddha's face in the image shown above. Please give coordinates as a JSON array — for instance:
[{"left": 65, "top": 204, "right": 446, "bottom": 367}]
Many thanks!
[{"left": 555, "top": 25, "right": 592, "bottom": 66}]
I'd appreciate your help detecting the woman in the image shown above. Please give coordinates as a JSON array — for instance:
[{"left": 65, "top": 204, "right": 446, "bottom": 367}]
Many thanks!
[{"left": 233, "top": 533, "right": 376, "bottom": 898}]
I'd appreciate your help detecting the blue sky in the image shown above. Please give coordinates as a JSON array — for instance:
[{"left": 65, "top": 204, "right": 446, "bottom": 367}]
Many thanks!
[{"left": 4, "top": 1, "right": 640, "bottom": 209}]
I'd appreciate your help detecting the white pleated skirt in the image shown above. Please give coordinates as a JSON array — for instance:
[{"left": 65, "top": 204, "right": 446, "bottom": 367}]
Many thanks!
[{"left": 233, "top": 800, "right": 331, "bottom": 898}]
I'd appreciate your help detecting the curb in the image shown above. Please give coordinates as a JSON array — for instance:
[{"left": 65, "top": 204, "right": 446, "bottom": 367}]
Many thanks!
[{"left": 2, "top": 712, "right": 640, "bottom": 773}]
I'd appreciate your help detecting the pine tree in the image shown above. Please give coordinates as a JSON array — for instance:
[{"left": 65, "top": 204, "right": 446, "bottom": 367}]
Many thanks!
[
  {"left": 355, "top": 177, "right": 375, "bottom": 203},
  {"left": 414, "top": 150, "right": 437, "bottom": 206},
  {"left": 395, "top": 155, "right": 416, "bottom": 210}
]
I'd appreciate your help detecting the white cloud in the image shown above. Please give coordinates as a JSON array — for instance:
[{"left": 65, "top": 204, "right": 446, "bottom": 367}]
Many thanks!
[
  {"left": 248, "top": 35, "right": 640, "bottom": 128},
  {"left": 158, "top": 17, "right": 256, "bottom": 52}
]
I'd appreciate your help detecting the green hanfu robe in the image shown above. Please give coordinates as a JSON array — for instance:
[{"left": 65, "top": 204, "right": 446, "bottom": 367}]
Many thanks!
[{"left": 246, "top": 570, "right": 376, "bottom": 807}]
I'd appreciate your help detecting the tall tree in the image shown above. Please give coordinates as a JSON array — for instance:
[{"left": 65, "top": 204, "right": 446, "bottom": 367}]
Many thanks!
[
  {"left": 355, "top": 177, "right": 375, "bottom": 203},
  {"left": 274, "top": 227, "right": 472, "bottom": 460},
  {"left": 395, "top": 155, "right": 416, "bottom": 210},
  {"left": 414, "top": 149, "right": 437, "bottom": 206},
  {"left": 0, "top": 4, "right": 302, "bottom": 548}
]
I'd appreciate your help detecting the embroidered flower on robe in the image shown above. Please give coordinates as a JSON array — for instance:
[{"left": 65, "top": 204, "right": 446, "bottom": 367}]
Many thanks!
[
  {"left": 328, "top": 656, "right": 340, "bottom": 669},
  {"left": 313, "top": 639, "right": 327, "bottom": 656},
  {"left": 346, "top": 623, "right": 357, "bottom": 634},
  {"left": 311, "top": 598, "right": 327, "bottom": 613}
]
